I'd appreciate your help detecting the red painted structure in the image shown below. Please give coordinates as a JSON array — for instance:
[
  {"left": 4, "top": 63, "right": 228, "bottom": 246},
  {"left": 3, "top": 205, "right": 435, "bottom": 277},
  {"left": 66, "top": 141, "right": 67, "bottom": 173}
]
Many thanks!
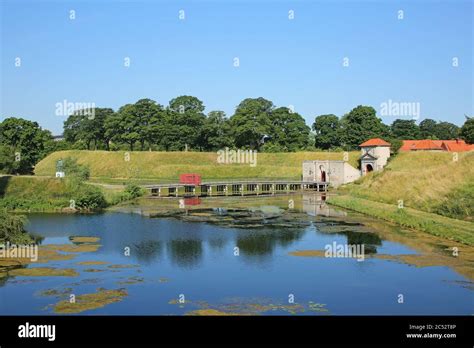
[
  {"left": 184, "top": 197, "right": 201, "bottom": 205},
  {"left": 179, "top": 173, "right": 202, "bottom": 185}
]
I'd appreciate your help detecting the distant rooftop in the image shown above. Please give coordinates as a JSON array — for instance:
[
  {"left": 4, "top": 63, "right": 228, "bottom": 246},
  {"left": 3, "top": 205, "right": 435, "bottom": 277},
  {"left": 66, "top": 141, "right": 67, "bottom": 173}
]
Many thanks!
[
  {"left": 359, "top": 138, "right": 391, "bottom": 147},
  {"left": 400, "top": 139, "right": 474, "bottom": 152},
  {"left": 52, "top": 134, "right": 64, "bottom": 141}
]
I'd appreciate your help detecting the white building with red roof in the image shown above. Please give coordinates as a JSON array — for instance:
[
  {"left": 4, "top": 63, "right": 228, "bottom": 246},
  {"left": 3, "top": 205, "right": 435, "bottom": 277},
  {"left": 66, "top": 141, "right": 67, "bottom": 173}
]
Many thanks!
[{"left": 359, "top": 138, "right": 391, "bottom": 174}]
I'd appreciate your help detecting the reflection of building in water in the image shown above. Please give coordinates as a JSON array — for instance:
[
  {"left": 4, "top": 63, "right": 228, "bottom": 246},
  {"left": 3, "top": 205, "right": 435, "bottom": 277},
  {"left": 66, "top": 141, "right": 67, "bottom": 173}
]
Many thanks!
[
  {"left": 184, "top": 197, "right": 201, "bottom": 206},
  {"left": 302, "top": 193, "right": 347, "bottom": 217}
]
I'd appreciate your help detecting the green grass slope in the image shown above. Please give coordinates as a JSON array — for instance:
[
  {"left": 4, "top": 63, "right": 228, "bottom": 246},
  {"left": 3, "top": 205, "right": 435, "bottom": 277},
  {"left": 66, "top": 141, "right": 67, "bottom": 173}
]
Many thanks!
[
  {"left": 0, "top": 176, "right": 71, "bottom": 211},
  {"left": 328, "top": 195, "right": 474, "bottom": 246},
  {"left": 35, "top": 150, "right": 360, "bottom": 182},
  {"left": 0, "top": 176, "right": 121, "bottom": 212},
  {"left": 340, "top": 151, "right": 474, "bottom": 221}
]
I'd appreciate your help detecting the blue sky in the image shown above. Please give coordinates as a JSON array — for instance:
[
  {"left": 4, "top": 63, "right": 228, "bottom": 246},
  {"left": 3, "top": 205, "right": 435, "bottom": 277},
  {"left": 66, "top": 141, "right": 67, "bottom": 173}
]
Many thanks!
[{"left": 1, "top": 0, "right": 472, "bottom": 134}]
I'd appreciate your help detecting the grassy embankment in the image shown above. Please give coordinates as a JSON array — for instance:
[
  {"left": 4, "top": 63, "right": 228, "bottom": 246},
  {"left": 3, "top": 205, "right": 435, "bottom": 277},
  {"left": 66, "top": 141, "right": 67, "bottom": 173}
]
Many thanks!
[
  {"left": 2, "top": 150, "right": 358, "bottom": 211},
  {"left": 329, "top": 151, "right": 474, "bottom": 246},
  {"left": 0, "top": 176, "right": 71, "bottom": 211},
  {"left": 34, "top": 150, "right": 360, "bottom": 183},
  {"left": 0, "top": 175, "right": 133, "bottom": 212}
]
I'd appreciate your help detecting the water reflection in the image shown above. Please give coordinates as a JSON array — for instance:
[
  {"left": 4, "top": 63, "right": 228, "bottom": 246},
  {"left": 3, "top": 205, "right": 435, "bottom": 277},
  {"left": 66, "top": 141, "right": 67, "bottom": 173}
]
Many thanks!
[
  {"left": 1, "top": 194, "right": 471, "bottom": 315},
  {"left": 167, "top": 239, "right": 203, "bottom": 269},
  {"left": 345, "top": 231, "right": 382, "bottom": 254},
  {"left": 207, "top": 237, "right": 227, "bottom": 251},
  {"left": 236, "top": 229, "right": 306, "bottom": 261},
  {"left": 302, "top": 194, "right": 346, "bottom": 217},
  {"left": 132, "top": 240, "right": 163, "bottom": 264}
]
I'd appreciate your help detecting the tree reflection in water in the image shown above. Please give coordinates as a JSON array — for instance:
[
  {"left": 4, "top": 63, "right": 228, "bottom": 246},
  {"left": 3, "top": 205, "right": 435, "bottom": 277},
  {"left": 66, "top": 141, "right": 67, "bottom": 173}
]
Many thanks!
[
  {"left": 236, "top": 228, "right": 307, "bottom": 262},
  {"left": 167, "top": 239, "right": 203, "bottom": 269},
  {"left": 132, "top": 240, "right": 163, "bottom": 264},
  {"left": 345, "top": 231, "right": 382, "bottom": 255}
]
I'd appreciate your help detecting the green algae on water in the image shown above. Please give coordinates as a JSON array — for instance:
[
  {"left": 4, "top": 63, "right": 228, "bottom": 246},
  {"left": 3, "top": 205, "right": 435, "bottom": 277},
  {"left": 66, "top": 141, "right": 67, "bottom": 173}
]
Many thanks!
[
  {"left": 69, "top": 236, "right": 101, "bottom": 244},
  {"left": 9, "top": 267, "right": 79, "bottom": 277},
  {"left": 76, "top": 261, "right": 108, "bottom": 266},
  {"left": 53, "top": 288, "right": 128, "bottom": 314}
]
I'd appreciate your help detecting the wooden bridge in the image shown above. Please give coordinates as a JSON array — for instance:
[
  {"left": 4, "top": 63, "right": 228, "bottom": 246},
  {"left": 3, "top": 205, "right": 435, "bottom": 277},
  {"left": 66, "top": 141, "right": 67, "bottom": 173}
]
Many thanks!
[{"left": 144, "top": 180, "right": 329, "bottom": 198}]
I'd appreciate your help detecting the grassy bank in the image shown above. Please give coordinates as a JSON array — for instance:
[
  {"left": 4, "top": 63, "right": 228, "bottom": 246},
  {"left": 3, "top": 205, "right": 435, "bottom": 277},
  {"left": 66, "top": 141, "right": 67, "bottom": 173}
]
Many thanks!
[
  {"left": 328, "top": 195, "right": 474, "bottom": 246},
  {"left": 340, "top": 151, "right": 474, "bottom": 221},
  {"left": 34, "top": 150, "right": 360, "bottom": 181},
  {"left": 0, "top": 176, "right": 71, "bottom": 211},
  {"left": 0, "top": 176, "right": 121, "bottom": 212}
]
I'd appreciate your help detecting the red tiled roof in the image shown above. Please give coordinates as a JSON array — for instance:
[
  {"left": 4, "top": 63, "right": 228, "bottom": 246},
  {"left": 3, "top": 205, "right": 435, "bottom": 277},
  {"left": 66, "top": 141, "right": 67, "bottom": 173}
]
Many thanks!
[
  {"left": 400, "top": 139, "right": 474, "bottom": 152},
  {"left": 399, "top": 140, "right": 417, "bottom": 151},
  {"left": 359, "top": 138, "right": 391, "bottom": 147},
  {"left": 441, "top": 139, "right": 474, "bottom": 152},
  {"left": 413, "top": 139, "right": 444, "bottom": 151}
]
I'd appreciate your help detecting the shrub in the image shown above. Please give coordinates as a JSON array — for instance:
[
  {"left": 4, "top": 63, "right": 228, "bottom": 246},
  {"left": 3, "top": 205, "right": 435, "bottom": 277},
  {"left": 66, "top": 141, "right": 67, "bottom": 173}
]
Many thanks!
[
  {"left": 124, "top": 183, "right": 145, "bottom": 199},
  {"left": 0, "top": 210, "right": 34, "bottom": 244},
  {"left": 73, "top": 185, "right": 107, "bottom": 210},
  {"left": 63, "top": 157, "right": 90, "bottom": 181}
]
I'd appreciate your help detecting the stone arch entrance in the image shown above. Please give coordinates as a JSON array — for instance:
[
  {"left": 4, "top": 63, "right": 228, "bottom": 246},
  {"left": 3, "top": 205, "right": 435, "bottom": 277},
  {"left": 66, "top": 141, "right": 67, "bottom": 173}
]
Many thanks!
[
  {"left": 366, "top": 164, "right": 374, "bottom": 173},
  {"left": 319, "top": 165, "right": 326, "bottom": 182}
]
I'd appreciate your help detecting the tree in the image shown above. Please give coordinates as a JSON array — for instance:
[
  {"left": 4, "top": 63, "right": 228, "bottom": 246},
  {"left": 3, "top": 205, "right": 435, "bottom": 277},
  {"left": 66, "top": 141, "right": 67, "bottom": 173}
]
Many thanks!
[
  {"left": 390, "top": 119, "right": 421, "bottom": 139},
  {"left": 460, "top": 116, "right": 474, "bottom": 144},
  {"left": 433, "top": 122, "right": 459, "bottom": 140},
  {"left": 312, "top": 114, "right": 341, "bottom": 149},
  {"left": 63, "top": 108, "right": 114, "bottom": 150},
  {"left": 132, "top": 99, "right": 164, "bottom": 150},
  {"left": 229, "top": 97, "right": 274, "bottom": 150},
  {"left": 114, "top": 104, "right": 141, "bottom": 151},
  {"left": 93, "top": 108, "right": 115, "bottom": 150},
  {"left": 0, "top": 117, "right": 53, "bottom": 174},
  {"left": 160, "top": 96, "right": 207, "bottom": 151},
  {"left": 199, "top": 111, "right": 233, "bottom": 151},
  {"left": 0, "top": 210, "right": 34, "bottom": 244},
  {"left": 339, "top": 106, "right": 389, "bottom": 149},
  {"left": 267, "top": 107, "right": 310, "bottom": 151},
  {"left": 44, "top": 139, "right": 71, "bottom": 153},
  {"left": 63, "top": 113, "right": 84, "bottom": 145},
  {"left": 0, "top": 145, "right": 16, "bottom": 174},
  {"left": 169, "top": 95, "right": 205, "bottom": 114},
  {"left": 385, "top": 138, "right": 403, "bottom": 153},
  {"left": 419, "top": 118, "right": 438, "bottom": 138},
  {"left": 104, "top": 100, "right": 164, "bottom": 151},
  {"left": 104, "top": 111, "right": 123, "bottom": 150}
]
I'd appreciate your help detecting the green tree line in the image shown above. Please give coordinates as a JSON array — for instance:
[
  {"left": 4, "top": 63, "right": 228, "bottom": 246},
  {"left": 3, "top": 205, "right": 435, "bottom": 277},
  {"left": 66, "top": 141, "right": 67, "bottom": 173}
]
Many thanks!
[
  {"left": 312, "top": 107, "right": 472, "bottom": 150},
  {"left": 1, "top": 96, "right": 473, "bottom": 174},
  {"left": 63, "top": 96, "right": 312, "bottom": 152}
]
